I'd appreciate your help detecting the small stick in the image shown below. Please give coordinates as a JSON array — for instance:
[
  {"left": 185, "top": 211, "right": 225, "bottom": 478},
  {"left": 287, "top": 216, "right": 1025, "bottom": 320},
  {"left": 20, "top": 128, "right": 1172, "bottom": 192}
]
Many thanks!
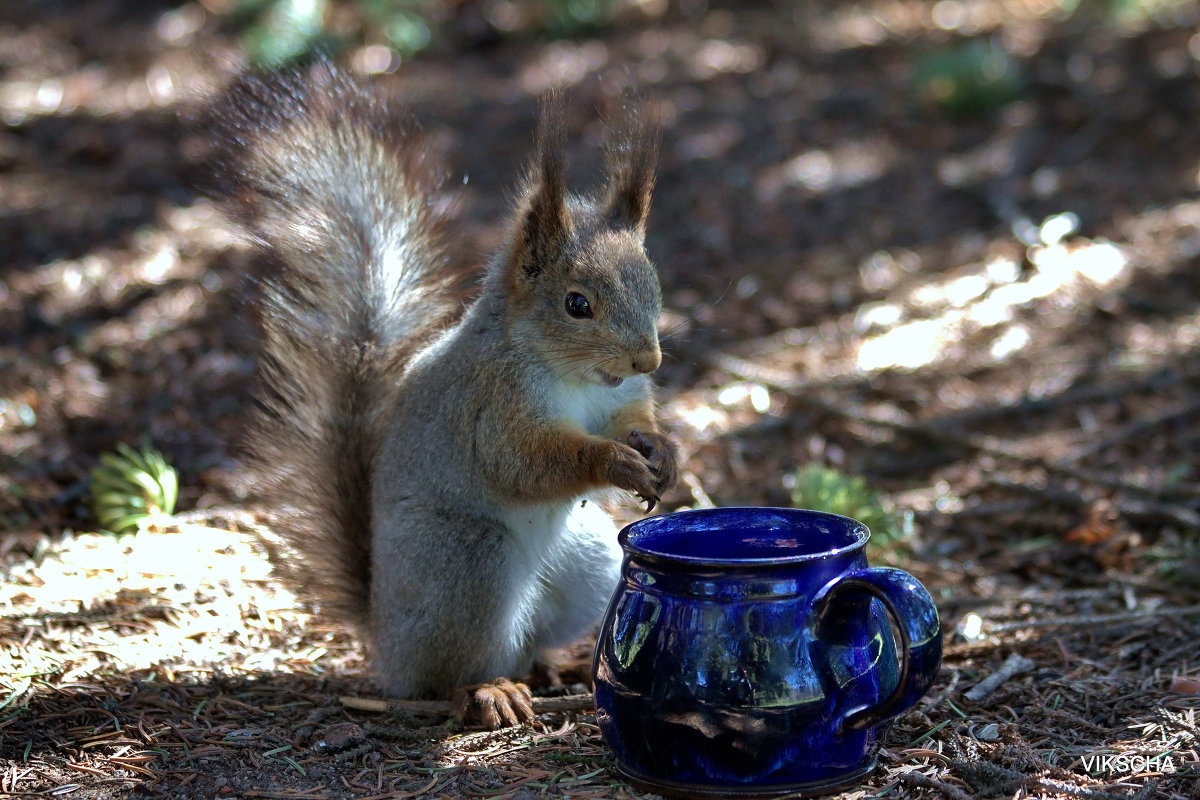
[
  {"left": 713, "top": 356, "right": 1200, "bottom": 523},
  {"left": 964, "top": 653, "right": 1035, "bottom": 703},
  {"left": 985, "top": 604, "right": 1200, "bottom": 634},
  {"left": 896, "top": 771, "right": 973, "bottom": 800},
  {"left": 1033, "top": 777, "right": 1157, "bottom": 800},
  {"left": 1065, "top": 400, "right": 1200, "bottom": 462},
  {"left": 340, "top": 693, "right": 594, "bottom": 715},
  {"left": 984, "top": 475, "right": 1200, "bottom": 530}
]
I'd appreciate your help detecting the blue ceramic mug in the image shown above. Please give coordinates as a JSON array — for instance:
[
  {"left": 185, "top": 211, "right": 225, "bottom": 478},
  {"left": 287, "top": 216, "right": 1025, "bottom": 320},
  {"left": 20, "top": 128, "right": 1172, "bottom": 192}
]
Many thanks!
[{"left": 593, "top": 507, "right": 942, "bottom": 799}]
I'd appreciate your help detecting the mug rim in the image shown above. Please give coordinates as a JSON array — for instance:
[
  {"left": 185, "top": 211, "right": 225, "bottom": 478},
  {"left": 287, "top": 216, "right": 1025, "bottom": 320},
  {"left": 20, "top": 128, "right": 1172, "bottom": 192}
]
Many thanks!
[{"left": 618, "top": 506, "right": 871, "bottom": 567}]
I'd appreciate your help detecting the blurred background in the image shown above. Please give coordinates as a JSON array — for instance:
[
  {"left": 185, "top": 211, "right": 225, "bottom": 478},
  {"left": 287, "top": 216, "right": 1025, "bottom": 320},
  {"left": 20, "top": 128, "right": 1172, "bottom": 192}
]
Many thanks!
[
  {"left": 3, "top": 2, "right": 1200, "bottom": 798},
  {"left": 4, "top": 0, "right": 1199, "bottom": 571}
]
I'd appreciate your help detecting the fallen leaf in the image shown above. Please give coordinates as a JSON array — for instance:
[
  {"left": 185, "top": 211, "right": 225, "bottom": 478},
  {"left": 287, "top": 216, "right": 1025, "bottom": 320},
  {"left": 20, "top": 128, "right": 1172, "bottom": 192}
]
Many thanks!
[
  {"left": 1168, "top": 675, "right": 1200, "bottom": 694},
  {"left": 1064, "top": 498, "right": 1119, "bottom": 545}
]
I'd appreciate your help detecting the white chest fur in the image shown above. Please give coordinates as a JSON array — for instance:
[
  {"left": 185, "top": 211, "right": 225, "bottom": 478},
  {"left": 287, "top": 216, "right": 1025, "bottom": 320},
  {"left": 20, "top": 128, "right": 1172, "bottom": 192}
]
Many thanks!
[
  {"left": 548, "top": 375, "right": 643, "bottom": 436},
  {"left": 493, "top": 375, "right": 642, "bottom": 554}
]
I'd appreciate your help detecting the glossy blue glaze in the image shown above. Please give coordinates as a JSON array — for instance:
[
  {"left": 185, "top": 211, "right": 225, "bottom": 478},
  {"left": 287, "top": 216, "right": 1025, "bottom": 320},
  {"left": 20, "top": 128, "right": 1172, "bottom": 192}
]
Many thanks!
[{"left": 593, "top": 508, "right": 942, "bottom": 798}]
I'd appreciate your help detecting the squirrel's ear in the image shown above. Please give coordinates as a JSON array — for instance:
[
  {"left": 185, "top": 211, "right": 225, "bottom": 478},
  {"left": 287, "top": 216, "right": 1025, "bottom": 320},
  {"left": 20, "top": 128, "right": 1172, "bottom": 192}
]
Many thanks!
[
  {"left": 603, "top": 104, "right": 660, "bottom": 234},
  {"left": 509, "top": 92, "right": 571, "bottom": 286}
]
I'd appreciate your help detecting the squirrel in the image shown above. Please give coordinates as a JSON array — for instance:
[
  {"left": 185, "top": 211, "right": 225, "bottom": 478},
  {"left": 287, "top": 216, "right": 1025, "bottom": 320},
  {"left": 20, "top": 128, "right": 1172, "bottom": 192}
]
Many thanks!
[{"left": 205, "top": 65, "right": 679, "bottom": 729}]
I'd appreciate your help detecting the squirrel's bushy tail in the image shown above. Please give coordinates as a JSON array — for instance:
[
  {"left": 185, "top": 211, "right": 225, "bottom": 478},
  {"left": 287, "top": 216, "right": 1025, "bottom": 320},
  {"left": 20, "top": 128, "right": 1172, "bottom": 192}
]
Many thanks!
[{"left": 206, "top": 65, "right": 460, "bottom": 628}]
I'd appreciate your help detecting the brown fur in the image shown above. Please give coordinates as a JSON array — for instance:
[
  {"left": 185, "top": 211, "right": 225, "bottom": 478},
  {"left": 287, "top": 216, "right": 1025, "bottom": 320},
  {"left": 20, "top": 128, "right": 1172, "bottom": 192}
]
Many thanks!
[
  {"left": 205, "top": 66, "right": 678, "bottom": 717},
  {"left": 205, "top": 65, "right": 462, "bottom": 628},
  {"left": 603, "top": 100, "right": 660, "bottom": 231},
  {"left": 508, "top": 91, "right": 572, "bottom": 286}
]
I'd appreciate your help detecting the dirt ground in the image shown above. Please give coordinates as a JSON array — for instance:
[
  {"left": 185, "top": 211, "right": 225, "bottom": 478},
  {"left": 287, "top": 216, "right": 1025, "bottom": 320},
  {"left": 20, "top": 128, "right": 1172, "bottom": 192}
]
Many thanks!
[{"left": 3, "top": 1, "right": 1200, "bottom": 798}]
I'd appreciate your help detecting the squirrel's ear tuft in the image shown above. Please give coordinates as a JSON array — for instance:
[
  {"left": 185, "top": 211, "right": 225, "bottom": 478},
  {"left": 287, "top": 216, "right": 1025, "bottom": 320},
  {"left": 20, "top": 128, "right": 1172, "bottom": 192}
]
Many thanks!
[
  {"left": 603, "top": 103, "right": 660, "bottom": 234},
  {"left": 509, "top": 91, "right": 571, "bottom": 286}
]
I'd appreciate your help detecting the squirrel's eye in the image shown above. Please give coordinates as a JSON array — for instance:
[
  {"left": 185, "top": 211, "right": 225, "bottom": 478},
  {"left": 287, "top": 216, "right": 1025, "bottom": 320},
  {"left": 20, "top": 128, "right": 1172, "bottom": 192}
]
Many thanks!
[{"left": 565, "top": 292, "right": 593, "bottom": 319}]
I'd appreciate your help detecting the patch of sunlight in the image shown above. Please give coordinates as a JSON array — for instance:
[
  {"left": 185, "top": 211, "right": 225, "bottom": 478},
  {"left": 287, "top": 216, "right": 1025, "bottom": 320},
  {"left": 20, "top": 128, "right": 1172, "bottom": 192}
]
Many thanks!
[
  {"left": 139, "top": 241, "right": 181, "bottom": 284},
  {"left": 520, "top": 40, "right": 609, "bottom": 93},
  {"left": 1, "top": 526, "right": 308, "bottom": 679},
  {"left": 858, "top": 249, "right": 922, "bottom": 293},
  {"left": 857, "top": 316, "right": 954, "bottom": 371},
  {"left": 808, "top": 0, "right": 1066, "bottom": 52},
  {"left": 689, "top": 39, "right": 765, "bottom": 80},
  {"left": 856, "top": 239, "right": 1128, "bottom": 372},
  {"left": 1110, "top": 307, "right": 1200, "bottom": 369},
  {"left": 912, "top": 272, "right": 990, "bottom": 309},
  {"left": 779, "top": 140, "right": 891, "bottom": 194},
  {"left": 1038, "top": 211, "right": 1080, "bottom": 246},
  {"left": 717, "top": 382, "right": 772, "bottom": 413},
  {"left": 969, "top": 240, "right": 1127, "bottom": 328},
  {"left": 679, "top": 402, "right": 728, "bottom": 435},
  {"left": 1033, "top": 239, "right": 1127, "bottom": 287},
  {"left": 351, "top": 44, "right": 399, "bottom": 75},
  {"left": 986, "top": 256, "right": 1021, "bottom": 283},
  {"left": 156, "top": 3, "right": 206, "bottom": 45},
  {"left": 855, "top": 301, "right": 904, "bottom": 332},
  {"left": 0, "top": 56, "right": 209, "bottom": 123},
  {"left": 1, "top": 528, "right": 279, "bottom": 615},
  {"left": 989, "top": 323, "right": 1030, "bottom": 361}
]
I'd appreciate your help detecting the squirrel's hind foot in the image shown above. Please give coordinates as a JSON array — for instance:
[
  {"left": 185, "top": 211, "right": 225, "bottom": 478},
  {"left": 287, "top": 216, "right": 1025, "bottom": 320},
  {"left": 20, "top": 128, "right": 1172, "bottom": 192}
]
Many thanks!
[{"left": 454, "top": 677, "right": 535, "bottom": 729}]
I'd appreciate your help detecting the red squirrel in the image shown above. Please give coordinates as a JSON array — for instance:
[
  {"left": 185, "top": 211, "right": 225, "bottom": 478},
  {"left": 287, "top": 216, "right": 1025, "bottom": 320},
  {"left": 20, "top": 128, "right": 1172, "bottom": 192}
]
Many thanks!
[{"left": 206, "top": 65, "right": 678, "bottom": 728}]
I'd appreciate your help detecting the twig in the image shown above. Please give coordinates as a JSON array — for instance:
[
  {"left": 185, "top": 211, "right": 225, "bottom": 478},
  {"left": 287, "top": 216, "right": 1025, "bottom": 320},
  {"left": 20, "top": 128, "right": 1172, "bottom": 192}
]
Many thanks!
[
  {"left": 947, "top": 367, "right": 1194, "bottom": 426},
  {"left": 160, "top": 506, "right": 266, "bottom": 531},
  {"left": 1153, "top": 707, "right": 1200, "bottom": 738},
  {"left": 985, "top": 604, "right": 1200, "bottom": 634},
  {"left": 340, "top": 693, "right": 593, "bottom": 716},
  {"left": 922, "top": 668, "right": 961, "bottom": 712},
  {"left": 984, "top": 475, "right": 1200, "bottom": 530},
  {"left": 950, "top": 756, "right": 1155, "bottom": 800},
  {"left": 137, "top": 507, "right": 274, "bottom": 540},
  {"left": 1032, "top": 776, "right": 1156, "bottom": 800},
  {"left": 964, "top": 653, "right": 1036, "bottom": 703},
  {"left": 1065, "top": 401, "right": 1200, "bottom": 462},
  {"left": 713, "top": 356, "right": 1200, "bottom": 519},
  {"left": 896, "top": 771, "right": 973, "bottom": 800},
  {"left": 340, "top": 695, "right": 448, "bottom": 714},
  {"left": 938, "top": 586, "right": 1116, "bottom": 611},
  {"left": 747, "top": 379, "right": 1200, "bottom": 527},
  {"left": 954, "top": 499, "right": 1039, "bottom": 519},
  {"left": 817, "top": 397, "right": 1190, "bottom": 513},
  {"left": 981, "top": 114, "right": 1050, "bottom": 236},
  {"left": 713, "top": 354, "right": 1191, "bottom": 421},
  {"left": 707, "top": 352, "right": 812, "bottom": 394}
]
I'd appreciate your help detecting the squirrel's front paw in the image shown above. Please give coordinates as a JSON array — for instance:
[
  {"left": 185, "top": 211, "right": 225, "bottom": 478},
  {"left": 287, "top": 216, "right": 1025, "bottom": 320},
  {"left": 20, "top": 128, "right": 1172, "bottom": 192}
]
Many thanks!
[
  {"left": 627, "top": 430, "right": 680, "bottom": 499},
  {"left": 453, "top": 677, "right": 534, "bottom": 729},
  {"left": 603, "top": 440, "right": 660, "bottom": 512}
]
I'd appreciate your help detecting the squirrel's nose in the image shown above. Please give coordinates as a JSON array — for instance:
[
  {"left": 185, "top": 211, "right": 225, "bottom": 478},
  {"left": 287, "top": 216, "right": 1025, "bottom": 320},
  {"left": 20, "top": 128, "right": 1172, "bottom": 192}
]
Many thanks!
[{"left": 632, "top": 347, "right": 661, "bottom": 374}]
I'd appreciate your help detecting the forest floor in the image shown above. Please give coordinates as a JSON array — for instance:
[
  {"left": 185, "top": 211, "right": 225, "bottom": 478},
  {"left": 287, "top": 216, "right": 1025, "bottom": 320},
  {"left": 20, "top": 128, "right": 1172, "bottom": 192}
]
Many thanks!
[{"left": 2, "top": 1, "right": 1200, "bottom": 798}]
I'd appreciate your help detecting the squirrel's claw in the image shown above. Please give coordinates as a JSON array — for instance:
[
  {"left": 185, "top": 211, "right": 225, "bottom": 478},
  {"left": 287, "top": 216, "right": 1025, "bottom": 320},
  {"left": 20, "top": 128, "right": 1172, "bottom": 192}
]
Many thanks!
[
  {"left": 604, "top": 441, "right": 659, "bottom": 506},
  {"left": 454, "top": 677, "right": 535, "bottom": 730},
  {"left": 638, "top": 494, "right": 659, "bottom": 514},
  {"left": 625, "top": 430, "right": 680, "bottom": 498}
]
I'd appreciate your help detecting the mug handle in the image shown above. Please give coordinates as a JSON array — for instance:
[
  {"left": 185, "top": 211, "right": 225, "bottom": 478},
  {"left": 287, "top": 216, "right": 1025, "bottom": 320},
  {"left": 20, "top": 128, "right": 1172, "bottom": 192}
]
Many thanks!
[{"left": 813, "top": 567, "right": 942, "bottom": 733}]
